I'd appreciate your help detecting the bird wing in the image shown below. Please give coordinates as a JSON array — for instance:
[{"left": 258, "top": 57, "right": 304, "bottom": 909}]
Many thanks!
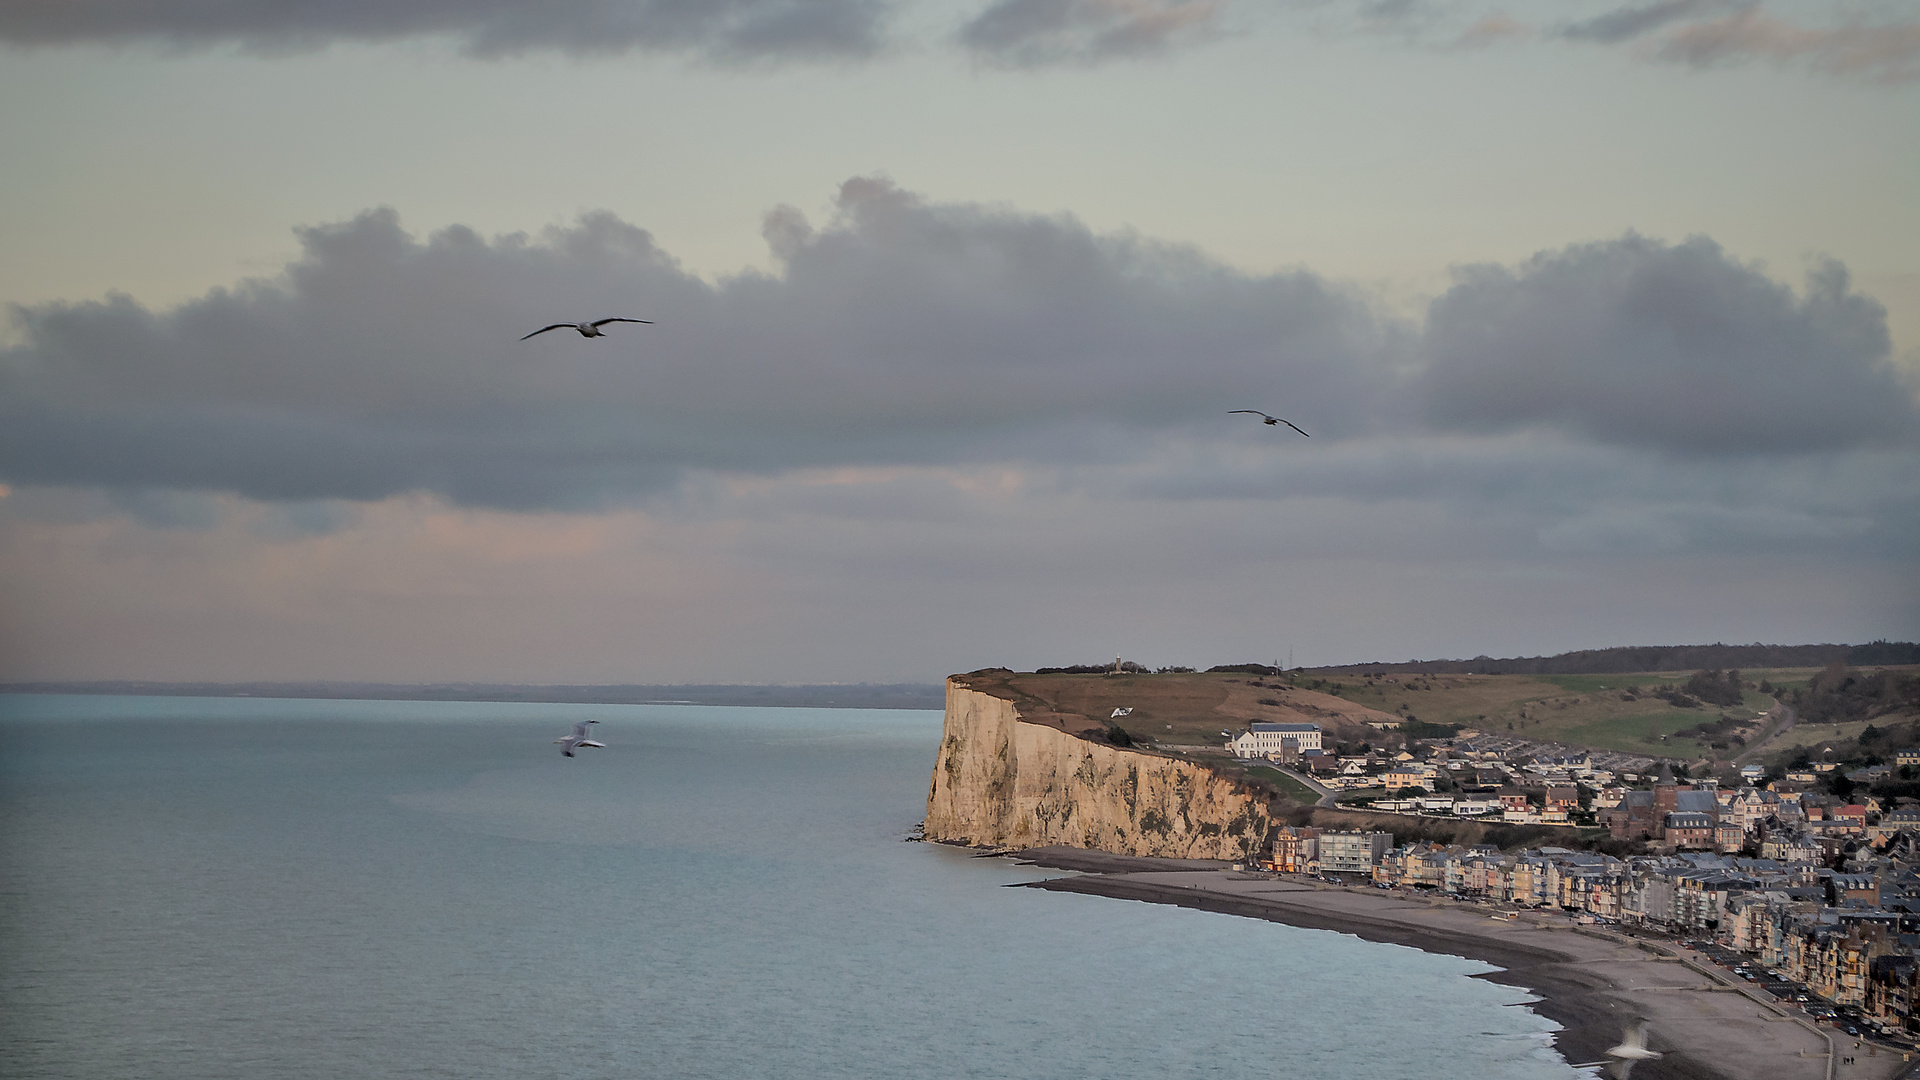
[
  {"left": 571, "top": 722, "right": 592, "bottom": 739},
  {"left": 590, "top": 317, "right": 653, "bottom": 327},
  {"left": 521, "top": 324, "right": 573, "bottom": 340},
  {"left": 1622, "top": 1019, "right": 1649, "bottom": 1051},
  {"left": 1230, "top": 410, "right": 1310, "bottom": 436},
  {"left": 575, "top": 740, "right": 606, "bottom": 749}
]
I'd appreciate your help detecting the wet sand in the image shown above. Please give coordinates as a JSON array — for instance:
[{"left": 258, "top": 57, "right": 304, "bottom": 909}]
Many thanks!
[{"left": 1007, "top": 847, "right": 1915, "bottom": 1080}]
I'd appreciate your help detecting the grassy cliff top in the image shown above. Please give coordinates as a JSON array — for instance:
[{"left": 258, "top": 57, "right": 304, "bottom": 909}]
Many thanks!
[
  {"left": 950, "top": 669, "right": 1402, "bottom": 749},
  {"left": 952, "top": 665, "right": 1919, "bottom": 764}
]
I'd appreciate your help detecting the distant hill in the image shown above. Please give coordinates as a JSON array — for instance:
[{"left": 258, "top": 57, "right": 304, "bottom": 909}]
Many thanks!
[
  {"left": 1301, "top": 641, "right": 1919, "bottom": 676},
  {"left": 0, "top": 681, "right": 947, "bottom": 710}
]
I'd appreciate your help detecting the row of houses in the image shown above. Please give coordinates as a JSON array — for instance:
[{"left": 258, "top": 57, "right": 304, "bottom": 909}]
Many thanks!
[
  {"left": 1226, "top": 722, "right": 1638, "bottom": 821},
  {"left": 1266, "top": 824, "right": 1920, "bottom": 1031}
]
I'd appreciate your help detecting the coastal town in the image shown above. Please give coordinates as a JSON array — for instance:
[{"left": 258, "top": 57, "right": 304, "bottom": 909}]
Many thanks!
[
  {"left": 1241, "top": 723, "right": 1920, "bottom": 1043},
  {"left": 929, "top": 654, "right": 1920, "bottom": 1075}
]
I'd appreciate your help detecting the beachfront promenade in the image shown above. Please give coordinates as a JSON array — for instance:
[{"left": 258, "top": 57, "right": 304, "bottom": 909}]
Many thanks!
[{"left": 1012, "top": 848, "right": 1917, "bottom": 1080}]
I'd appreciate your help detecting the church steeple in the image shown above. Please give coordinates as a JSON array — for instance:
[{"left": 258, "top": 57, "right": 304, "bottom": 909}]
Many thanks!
[{"left": 1654, "top": 761, "right": 1681, "bottom": 815}]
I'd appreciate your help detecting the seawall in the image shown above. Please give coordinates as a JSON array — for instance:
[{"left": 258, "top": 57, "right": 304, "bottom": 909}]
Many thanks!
[{"left": 924, "top": 680, "right": 1272, "bottom": 858}]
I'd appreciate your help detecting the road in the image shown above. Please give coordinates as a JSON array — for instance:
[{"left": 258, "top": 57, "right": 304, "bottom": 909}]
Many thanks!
[
  {"left": 1735, "top": 701, "right": 1798, "bottom": 765},
  {"left": 1271, "top": 764, "right": 1340, "bottom": 806}
]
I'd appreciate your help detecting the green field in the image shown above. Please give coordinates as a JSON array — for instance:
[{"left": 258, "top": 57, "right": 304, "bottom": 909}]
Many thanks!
[
  {"left": 959, "top": 664, "right": 1912, "bottom": 770},
  {"left": 1775, "top": 718, "right": 1908, "bottom": 752},
  {"left": 1245, "top": 766, "right": 1321, "bottom": 804},
  {"left": 1557, "top": 710, "right": 1718, "bottom": 758},
  {"left": 1535, "top": 673, "right": 1677, "bottom": 694}
]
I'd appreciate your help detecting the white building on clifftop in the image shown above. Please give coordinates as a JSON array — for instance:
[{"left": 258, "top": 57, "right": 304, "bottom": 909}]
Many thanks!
[{"left": 1228, "top": 722, "right": 1322, "bottom": 760}]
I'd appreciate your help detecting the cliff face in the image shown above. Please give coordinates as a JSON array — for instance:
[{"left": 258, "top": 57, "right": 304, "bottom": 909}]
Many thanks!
[{"left": 925, "top": 681, "right": 1272, "bottom": 858}]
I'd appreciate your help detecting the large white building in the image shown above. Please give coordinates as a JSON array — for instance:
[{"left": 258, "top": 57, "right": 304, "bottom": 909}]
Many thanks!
[
  {"left": 1227, "top": 722, "right": 1323, "bottom": 759},
  {"left": 1317, "top": 830, "right": 1393, "bottom": 874}
]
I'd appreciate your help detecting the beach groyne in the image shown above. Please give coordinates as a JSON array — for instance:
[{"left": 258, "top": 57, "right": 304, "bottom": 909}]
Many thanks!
[{"left": 924, "top": 680, "right": 1272, "bottom": 858}]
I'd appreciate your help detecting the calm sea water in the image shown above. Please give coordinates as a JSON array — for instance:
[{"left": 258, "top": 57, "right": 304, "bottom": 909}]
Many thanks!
[{"left": 0, "top": 695, "right": 1586, "bottom": 1079}]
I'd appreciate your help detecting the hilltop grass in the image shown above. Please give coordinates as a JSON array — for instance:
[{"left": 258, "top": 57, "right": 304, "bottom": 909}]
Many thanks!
[
  {"left": 1244, "top": 765, "right": 1321, "bottom": 804},
  {"left": 1303, "top": 669, "right": 1797, "bottom": 761},
  {"left": 958, "top": 665, "right": 1901, "bottom": 769},
  {"left": 956, "top": 669, "right": 1404, "bottom": 749},
  {"left": 1536, "top": 673, "right": 1677, "bottom": 694},
  {"left": 1744, "top": 667, "right": 1827, "bottom": 694},
  {"left": 1780, "top": 718, "right": 1906, "bottom": 751},
  {"left": 1557, "top": 710, "right": 1716, "bottom": 759}
]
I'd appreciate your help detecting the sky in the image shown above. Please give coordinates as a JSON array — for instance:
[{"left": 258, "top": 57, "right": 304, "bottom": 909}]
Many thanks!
[{"left": 1, "top": 0, "right": 1916, "bottom": 684}]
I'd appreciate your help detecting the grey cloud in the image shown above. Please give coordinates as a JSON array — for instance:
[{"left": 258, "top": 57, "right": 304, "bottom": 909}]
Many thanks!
[
  {"left": 0, "top": 0, "right": 891, "bottom": 62},
  {"left": 1089, "top": 431, "right": 1920, "bottom": 563},
  {"left": 958, "top": 0, "right": 1223, "bottom": 67},
  {"left": 1558, "top": 0, "right": 1727, "bottom": 44},
  {"left": 1534, "top": 501, "right": 1870, "bottom": 555},
  {"left": 1448, "top": 13, "right": 1530, "bottom": 49},
  {"left": 1285, "top": 1, "right": 1918, "bottom": 84},
  {"left": 0, "top": 182, "right": 1391, "bottom": 511},
  {"left": 1548, "top": 2, "right": 1920, "bottom": 84},
  {"left": 1417, "top": 234, "right": 1916, "bottom": 455},
  {"left": 1651, "top": 10, "right": 1920, "bottom": 84},
  {"left": 2, "top": 186, "right": 1912, "bottom": 516}
]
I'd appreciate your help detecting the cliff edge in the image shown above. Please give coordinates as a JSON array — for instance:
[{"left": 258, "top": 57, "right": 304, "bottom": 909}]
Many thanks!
[{"left": 924, "top": 679, "right": 1272, "bottom": 858}]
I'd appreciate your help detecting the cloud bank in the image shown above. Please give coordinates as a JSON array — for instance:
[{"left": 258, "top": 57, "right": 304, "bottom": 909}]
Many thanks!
[
  {"left": 5, "top": 0, "right": 1915, "bottom": 79},
  {"left": 957, "top": 0, "right": 1224, "bottom": 67},
  {"left": 1560, "top": 0, "right": 1727, "bottom": 45},
  {"left": 3, "top": 179, "right": 1913, "bottom": 518},
  {"left": 0, "top": 0, "right": 892, "bottom": 61},
  {"left": 1420, "top": 235, "right": 1910, "bottom": 453},
  {"left": 1307, "top": 1, "right": 1920, "bottom": 85}
]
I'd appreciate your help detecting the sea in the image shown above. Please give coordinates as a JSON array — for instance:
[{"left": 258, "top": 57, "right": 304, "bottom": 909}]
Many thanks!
[{"left": 0, "top": 695, "right": 1591, "bottom": 1079}]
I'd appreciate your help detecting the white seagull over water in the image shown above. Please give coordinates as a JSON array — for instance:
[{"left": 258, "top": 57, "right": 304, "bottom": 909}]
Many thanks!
[
  {"left": 555, "top": 720, "right": 606, "bottom": 757},
  {"left": 521, "top": 317, "right": 653, "bottom": 340},
  {"left": 1228, "top": 410, "right": 1310, "bottom": 437}
]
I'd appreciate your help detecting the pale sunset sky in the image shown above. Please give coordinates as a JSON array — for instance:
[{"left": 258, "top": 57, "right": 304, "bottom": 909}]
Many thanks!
[{"left": 1, "top": 0, "right": 1916, "bottom": 683}]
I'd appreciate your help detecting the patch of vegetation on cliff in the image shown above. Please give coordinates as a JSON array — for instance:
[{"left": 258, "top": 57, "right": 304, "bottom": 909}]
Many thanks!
[{"left": 1073, "top": 755, "right": 1101, "bottom": 788}]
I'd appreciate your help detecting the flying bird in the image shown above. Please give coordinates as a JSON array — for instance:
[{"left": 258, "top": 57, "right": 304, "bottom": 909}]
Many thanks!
[
  {"left": 1603, "top": 1019, "right": 1662, "bottom": 1078},
  {"left": 521, "top": 318, "right": 653, "bottom": 340},
  {"left": 1229, "top": 410, "right": 1309, "bottom": 437},
  {"left": 555, "top": 720, "right": 606, "bottom": 757},
  {"left": 1571, "top": 1019, "right": 1663, "bottom": 1079}
]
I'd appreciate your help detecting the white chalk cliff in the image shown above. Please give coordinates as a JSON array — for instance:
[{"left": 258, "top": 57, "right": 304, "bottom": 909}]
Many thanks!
[{"left": 924, "top": 680, "right": 1272, "bottom": 858}]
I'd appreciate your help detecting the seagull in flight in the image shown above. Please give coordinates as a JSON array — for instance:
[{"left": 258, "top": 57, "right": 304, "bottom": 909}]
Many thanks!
[
  {"left": 555, "top": 720, "right": 607, "bottom": 758},
  {"left": 521, "top": 318, "right": 653, "bottom": 341},
  {"left": 1570, "top": 1019, "right": 1662, "bottom": 1079},
  {"left": 1229, "top": 410, "right": 1309, "bottom": 437}
]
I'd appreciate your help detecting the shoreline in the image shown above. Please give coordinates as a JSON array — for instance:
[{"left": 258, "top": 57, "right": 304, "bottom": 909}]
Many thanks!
[{"left": 1006, "top": 846, "right": 1889, "bottom": 1080}]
